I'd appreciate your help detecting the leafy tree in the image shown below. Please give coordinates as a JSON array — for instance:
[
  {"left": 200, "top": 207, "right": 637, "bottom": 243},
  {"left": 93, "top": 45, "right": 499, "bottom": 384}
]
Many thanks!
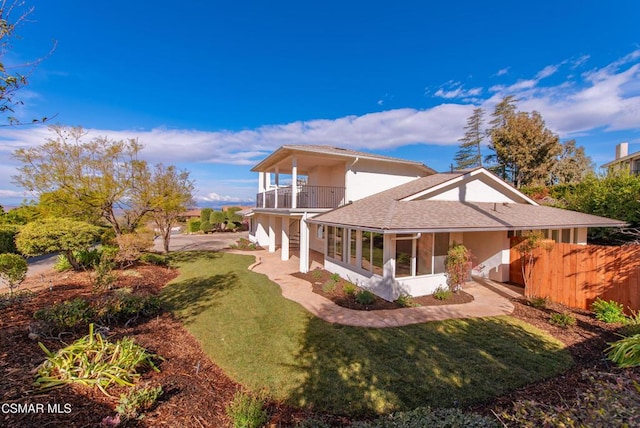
[
  {"left": 454, "top": 107, "right": 484, "bottom": 170},
  {"left": 15, "top": 217, "right": 101, "bottom": 270},
  {"left": 486, "top": 97, "right": 561, "bottom": 188},
  {"left": 1, "top": 1, "right": 54, "bottom": 125},
  {"left": 0, "top": 202, "right": 40, "bottom": 225},
  {"left": 13, "top": 125, "right": 153, "bottom": 236},
  {"left": 485, "top": 96, "right": 518, "bottom": 180},
  {"left": 551, "top": 139, "right": 594, "bottom": 184},
  {"left": 0, "top": 253, "right": 27, "bottom": 296},
  {"left": 146, "top": 164, "right": 194, "bottom": 253},
  {"left": 566, "top": 171, "right": 640, "bottom": 243},
  {"left": 200, "top": 208, "right": 213, "bottom": 233},
  {"left": 445, "top": 243, "right": 471, "bottom": 292},
  {"left": 210, "top": 210, "right": 226, "bottom": 230}
]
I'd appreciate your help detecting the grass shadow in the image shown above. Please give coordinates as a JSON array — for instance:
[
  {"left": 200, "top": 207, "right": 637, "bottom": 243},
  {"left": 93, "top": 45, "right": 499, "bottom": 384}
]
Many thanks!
[
  {"left": 160, "top": 273, "right": 239, "bottom": 323},
  {"left": 286, "top": 316, "right": 573, "bottom": 417}
]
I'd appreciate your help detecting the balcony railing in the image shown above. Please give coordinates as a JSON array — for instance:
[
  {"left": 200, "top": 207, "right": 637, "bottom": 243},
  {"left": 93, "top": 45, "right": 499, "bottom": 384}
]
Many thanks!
[{"left": 256, "top": 185, "right": 345, "bottom": 209}]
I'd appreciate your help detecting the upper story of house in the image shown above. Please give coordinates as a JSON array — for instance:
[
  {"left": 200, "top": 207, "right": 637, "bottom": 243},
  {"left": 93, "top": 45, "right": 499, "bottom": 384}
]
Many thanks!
[
  {"left": 601, "top": 142, "right": 640, "bottom": 174},
  {"left": 251, "top": 145, "right": 435, "bottom": 210}
]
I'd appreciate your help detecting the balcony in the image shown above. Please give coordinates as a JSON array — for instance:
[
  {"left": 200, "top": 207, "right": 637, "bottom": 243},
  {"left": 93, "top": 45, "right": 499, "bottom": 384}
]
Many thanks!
[{"left": 256, "top": 185, "right": 345, "bottom": 209}]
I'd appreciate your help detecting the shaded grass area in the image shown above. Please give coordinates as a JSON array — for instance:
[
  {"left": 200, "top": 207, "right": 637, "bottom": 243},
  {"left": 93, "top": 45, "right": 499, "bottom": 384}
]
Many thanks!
[{"left": 161, "top": 252, "right": 573, "bottom": 417}]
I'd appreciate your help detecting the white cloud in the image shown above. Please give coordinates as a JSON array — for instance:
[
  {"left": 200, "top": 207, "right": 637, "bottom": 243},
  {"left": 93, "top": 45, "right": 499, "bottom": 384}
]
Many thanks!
[
  {"left": 536, "top": 64, "right": 560, "bottom": 80},
  {"left": 495, "top": 67, "right": 510, "bottom": 76},
  {"left": 197, "top": 192, "right": 252, "bottom": 203},
  {"left": 433, "top": 81, "right": 483, "bottom": 99}
]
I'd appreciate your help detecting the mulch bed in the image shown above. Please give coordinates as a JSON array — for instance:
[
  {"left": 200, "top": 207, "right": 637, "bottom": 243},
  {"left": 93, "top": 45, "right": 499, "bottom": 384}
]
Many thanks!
[
  {"left": 0, "top": 262, "right": 634, "bottom": 427},
  {"left": 293, "top": 268, "right": 474, "bottom": 310}
]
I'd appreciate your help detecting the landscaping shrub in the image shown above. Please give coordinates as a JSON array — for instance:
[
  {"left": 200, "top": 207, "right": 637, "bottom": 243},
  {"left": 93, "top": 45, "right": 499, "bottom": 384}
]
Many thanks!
[
  {"left": 34, "top": 298, "right": 94, "bottom": 330},
  {"left": 527, "top": 295, "right": 548, "bottom": 309},
  {"left": 0, "top": 253, "right": 27, "bottom": 296},
  {"left": 395, "top": 294, "right": 419, "bottom": 308},
  {"left": 187, "top": 219, "right": 201, "bottom": 233},
  {"left": 355, "top": 290, "right": 376, "bottom": 305},
  {"left": 54, "top": 254, "right": 73, "bottom": 272},
  {"left": 549, "top": 312, "right": 576, "bottom": 328},
  {"left": 445, "top": 243, "right": 471, "bottom": 292},
  {"left": 351, "top": 406, "right": 498, "bottom": 428},
  {"left": 34, "top": 324, "right": 161, "bottom": 396},
  {"left": 432, "top": 285, "right": 452, "bottom": 301},
  {"left": 311, "top": 269, "right": 323, "bottom": 280},
  {"left": 0, "top": 289, "right": 33, "bottom": 309},
  {"left": 330, "top": 273, "right": 341, "bottom": 282},
  {"left": 500, "top": 369, "right": 640, "bottom": 427},
  {"left": 620, "top": 310, "right": 640, "bottom": 337},
  {"left": 606, "top": 334, "right": 640, "bottom": 367},
  {"left": 140, "top": 252, "right": 169, "bottom": 266},
  {"left": 343, "top": 282, "right": 357, "bottom": 296},
  {"left": 116, "top": 384, "right": 163, "bottom": 420},
  {"left": 591, "top": 298, "right": 627, "bottom": 323},
  {"left": 92, "top": 252, "right": 117, "bottom": 291},
  {"left": 114, "top": 231, "right": 154, "bottom": 266},
  {"left": 97, "top": 293, "right": 161, "bottom": 324},
  {"left": 0, "top": 224, "right": 19, "bottom": 254},
  {"left": 322, "top": 280, "right": 337, "bottom": 294},
  {"left": 75, "top": 248, "right": 101, "bottom": 269},
  {"left": 230, "top": 238, "right": 258, "bottom": 250},
  {"left": 225, "top": 391, "right": 268, "bottom": 428},
  {"left": 200, "top": 219, "right": 213, "bottom": 233}
]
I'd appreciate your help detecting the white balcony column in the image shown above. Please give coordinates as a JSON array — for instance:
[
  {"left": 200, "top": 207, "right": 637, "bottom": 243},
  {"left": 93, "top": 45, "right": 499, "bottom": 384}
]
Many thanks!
[
  {"left": 299, "top": 213, "right": 310, "bottom": 273},
  {"left": 268, "top": 216, "right": 276, "bottom": 253},
  {"left": 274, "top": 167, "right": 279, "bottom": 208},
  {"left": 259, "top": 172, "right": 266, "bottom": 208},
  {"left": 281, "top": 217, "right": 290, "bottom": 260},
  {"left": 291, "top": 156, "right": 298, "bottom": 209}
]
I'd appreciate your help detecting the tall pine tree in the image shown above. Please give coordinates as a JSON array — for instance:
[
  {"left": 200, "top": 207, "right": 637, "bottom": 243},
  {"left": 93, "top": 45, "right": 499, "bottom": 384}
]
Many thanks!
[{"left": 454, "top": 107, "right": 484, "bottom": 170}]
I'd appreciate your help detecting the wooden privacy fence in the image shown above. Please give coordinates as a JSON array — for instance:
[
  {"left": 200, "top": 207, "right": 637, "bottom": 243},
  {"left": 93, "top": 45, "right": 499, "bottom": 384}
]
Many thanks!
[{"left": 510, "top": 241, "right": 640, "bottom": 313}]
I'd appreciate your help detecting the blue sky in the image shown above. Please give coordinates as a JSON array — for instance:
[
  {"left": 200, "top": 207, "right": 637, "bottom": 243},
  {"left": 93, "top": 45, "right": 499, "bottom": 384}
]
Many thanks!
[{"left": 1, "top": 0, "right": 639, "bottom": 207}]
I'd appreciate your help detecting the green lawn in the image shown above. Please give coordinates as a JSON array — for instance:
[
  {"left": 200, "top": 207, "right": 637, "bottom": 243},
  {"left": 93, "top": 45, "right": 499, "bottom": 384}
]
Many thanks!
[{"left": 161, "top": 251, "right": 573, "bottom": 416}]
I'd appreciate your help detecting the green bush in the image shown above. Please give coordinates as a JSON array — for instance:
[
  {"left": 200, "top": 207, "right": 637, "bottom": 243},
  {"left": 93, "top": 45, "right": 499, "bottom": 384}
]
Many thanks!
[
  {"left": 311, "top": 269, "right": 323, "bottom": 280},
  {"left": 0, "top": 225, "right": 19, "bottom": 254},
  {"left": 343, "top": 282, "right": 357, "bottom": 296},
  {"left": 54, "top": 254, "right": 73, "bottom": 272},
  {"left": 0, "top": 253, "right": 28, "bottom": 296},
  {"left": 322, "top": 280, "right": 336, "bottom": 294},
  {"left": 351, "top": 406, "right": 498, "bottom": 428},
  {"left": 75, "top": 248, "right": 101, "bottom": 269},
  {"left": 606, "top": 334, "right": 640, "bottom": 367},
  {"left": 187, "top": 219, "right": 201, "bottom": 233},
  {"left": 140, "top": 252, "right": 168, "bottom": 266},
  {"left": 620, "top": 310, "right": 640, "bottom": 337},
  {"left": 395, "top": 294, "right": 419, "bottom": 308},
  {"left": 92, "top": 252, "right": 117, "bottom": 291},
  {"left": 330, "top": 273, "right": 341, "bottom": 282},
  {"left": 97, "top": 294, "right": 161, "bottom": 324},
  {"left": 591, "top": 298, "right": 627, "bottom": 323},
  {"left": 34, "top": 324, "right": 161, "bottom": 396},
  {"left": 501, "top": 369, "right": 640, "bottom": 427},
  {"left": 225, "top": 391, "right": 268, "bottom": 428},
  {"left": 200, "top": 219, "right": 213, "bottom": 233},
  {"left": 116, "top": 384, "right": 163, "bottom": 420},
  {"left": 0, "top": 289, "right": 34, "bottom": 308},
  {"left": 549, "top": 312, "right": 576, "bottom": 328},
  {"left": 355, "top": 290, "right": 376, "bottom": 305},
  {"left": 527, "top": 295, "right": 548, "bottom": 309},
  {"left": 34, "top": 298, "right": 94, "bottom": 330},
  {"left": 432, "top": 285, "right": 452, "bottom": 301}
]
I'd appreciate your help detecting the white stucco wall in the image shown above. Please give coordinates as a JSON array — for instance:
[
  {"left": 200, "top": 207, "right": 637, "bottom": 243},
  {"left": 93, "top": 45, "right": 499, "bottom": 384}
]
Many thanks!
[
  {"left": 418, "top": 174, "right": 527, "bottom": 203},
  {"left": 462, "top": 231, "right": 510, "bottom": 282},
  {"left": 307, "top": 164, "right": 346, "bottom": 188},
  {"left": 345, "top": 159, "right": 426, "bottom": 202}
]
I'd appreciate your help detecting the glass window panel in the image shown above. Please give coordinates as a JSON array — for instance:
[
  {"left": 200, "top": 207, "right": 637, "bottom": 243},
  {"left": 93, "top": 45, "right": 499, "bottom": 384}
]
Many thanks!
[
  {"left": 350, "top": 230, "right": 358, "bottom": 266},
  {"left": 573, "top": 228, "right": 579, "bottom": 244},
  {"left": 416, "top": 233, "right": 434, "bottom": 275},
  {"left": 561, "top": 229, "right": 571, "bottom": 243},
  {"left": 395, "top": 238, "right": 412, "bottom": 277},
  {"left": 433, "top": 233, "right": 450, "bottom": 274},
  {"left": 551, "top": 229, "right": 559, "bottom": 242},
  {"left": 361, "top": 232, "right": 372, "bottom": 271},
  {"left": 327, "top": 226, "right": 335, "bottom": 259},
  {"left": 335, "top": 227, "right": 343, "bottom": 261},
  {"left": 372, "top": 232, "right": 384, "bottom": 275}
]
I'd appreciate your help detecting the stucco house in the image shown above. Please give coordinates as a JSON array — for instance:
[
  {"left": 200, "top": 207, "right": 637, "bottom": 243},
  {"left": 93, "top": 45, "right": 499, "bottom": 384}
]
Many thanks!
[
  {"left": 247, "top": 145, "right": 625, "bottom": 301},
  {"left": 601, "top": 142, "right": 640, "bottom": 174}
]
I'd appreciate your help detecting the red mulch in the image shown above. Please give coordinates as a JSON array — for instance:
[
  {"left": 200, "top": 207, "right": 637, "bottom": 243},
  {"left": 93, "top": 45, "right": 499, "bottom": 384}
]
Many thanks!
[
  {"left": 293, "top": 268, "right": 474, "bottom": 310},
  {"left": 0, "top": 263, "right": 634, "bottom": 427}
]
